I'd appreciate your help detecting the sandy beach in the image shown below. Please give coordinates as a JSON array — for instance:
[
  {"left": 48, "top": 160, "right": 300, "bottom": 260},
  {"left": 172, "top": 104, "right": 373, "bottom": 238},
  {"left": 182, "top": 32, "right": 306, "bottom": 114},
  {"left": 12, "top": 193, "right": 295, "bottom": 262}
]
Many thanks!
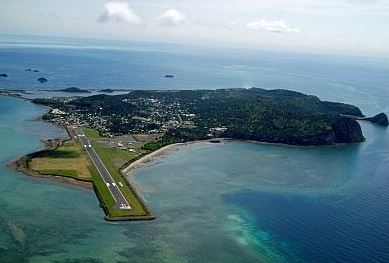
[{"left": 122, "top": 139, "right": 226, "bottom": 177}]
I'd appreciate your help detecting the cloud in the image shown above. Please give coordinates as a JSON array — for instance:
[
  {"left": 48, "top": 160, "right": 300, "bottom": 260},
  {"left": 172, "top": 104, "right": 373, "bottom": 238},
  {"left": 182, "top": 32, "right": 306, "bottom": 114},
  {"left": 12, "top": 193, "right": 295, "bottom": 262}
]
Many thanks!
[
  {"left": 227, "top": 21, "right": 237, "bottom": 30},
  {"left": 154, "top": 9, "right": 187, "bottom": 27},
  {"left": 246, "top": 19, "right": 300, "bottom": 33},
  {"left": 98, "top": 1, "right": 142, "bottom": 25}
]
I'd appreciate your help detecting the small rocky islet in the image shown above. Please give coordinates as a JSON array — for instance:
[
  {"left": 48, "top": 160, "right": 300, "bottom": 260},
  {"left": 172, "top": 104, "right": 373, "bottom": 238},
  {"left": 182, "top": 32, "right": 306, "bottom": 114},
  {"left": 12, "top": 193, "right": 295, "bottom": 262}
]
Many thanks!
[
  {"left": 362, "top": 113, "right": 389, "bottom": 126},
  {"left": 37, "top": 77, "right": 48, "bottom": 83},
  {"left": 56, "top": 87, "right": 91, "bottom": 93},
  {"left": 25, "top": 68, "right": 40, "bottom": 72}
]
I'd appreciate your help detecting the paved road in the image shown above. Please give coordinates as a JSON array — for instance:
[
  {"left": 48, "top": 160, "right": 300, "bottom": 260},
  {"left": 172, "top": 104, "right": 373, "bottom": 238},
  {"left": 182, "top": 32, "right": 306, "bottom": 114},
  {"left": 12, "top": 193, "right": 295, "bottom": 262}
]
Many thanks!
[{"left": 74, "top": 127, "right": 131, "bottom": 210}]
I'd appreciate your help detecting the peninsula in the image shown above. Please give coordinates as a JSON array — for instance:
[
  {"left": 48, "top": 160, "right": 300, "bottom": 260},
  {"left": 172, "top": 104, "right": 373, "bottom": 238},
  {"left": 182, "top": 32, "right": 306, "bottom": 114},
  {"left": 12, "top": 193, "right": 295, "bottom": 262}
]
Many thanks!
[
  {"left": 33, "top": 88, "right": 367, "bottom": 146},
  {"left": 15, "top": 88, "right": 375, "bottom": 221}
]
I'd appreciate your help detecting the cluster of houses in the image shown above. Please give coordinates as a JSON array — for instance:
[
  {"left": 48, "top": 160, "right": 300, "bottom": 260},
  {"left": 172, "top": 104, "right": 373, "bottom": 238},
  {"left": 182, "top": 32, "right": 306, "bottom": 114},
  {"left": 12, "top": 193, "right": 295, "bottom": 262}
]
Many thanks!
[{"left": 45, "top": 95, "right": 227, "bottom": 140}]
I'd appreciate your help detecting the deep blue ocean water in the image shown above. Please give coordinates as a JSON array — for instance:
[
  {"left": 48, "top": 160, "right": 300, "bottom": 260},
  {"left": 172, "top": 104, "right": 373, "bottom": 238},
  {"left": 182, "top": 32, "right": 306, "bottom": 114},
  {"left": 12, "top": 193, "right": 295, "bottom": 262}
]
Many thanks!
[
  {"left": 1, "top": 40, "right": 388, "bottom": 115},
  {"left": 0, "top": 37, "right": 388, "bottom": 262}
]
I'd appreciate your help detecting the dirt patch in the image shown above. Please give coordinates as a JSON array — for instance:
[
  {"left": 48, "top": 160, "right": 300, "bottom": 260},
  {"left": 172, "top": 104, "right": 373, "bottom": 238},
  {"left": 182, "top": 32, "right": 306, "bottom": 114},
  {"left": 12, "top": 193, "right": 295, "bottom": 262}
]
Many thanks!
[
  {"left": 111, "top": 157, "right": 127, "bottom": 169},
  {"left": 132, "top": 133, "right": 163, "bottom": 142}
]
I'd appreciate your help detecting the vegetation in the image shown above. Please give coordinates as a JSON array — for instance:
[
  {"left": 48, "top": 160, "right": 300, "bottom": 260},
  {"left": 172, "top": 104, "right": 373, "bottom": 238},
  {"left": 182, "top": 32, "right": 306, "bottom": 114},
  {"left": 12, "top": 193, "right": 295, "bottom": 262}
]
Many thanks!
[
  {"left": 34, "top": 88, "right": 366, "bottom": 145},
  {"left": 29, "top": 139, "right": 93, "bottom": 181},
  {"left": 98, "top": 89, "right": 115, "bottom": 93},
  {"left": 363, "top": 112, "right": 389, "bottom": 126},
  {"left": 142, "top": 140, "right": 172, "bottom": 151},
  {"left": 29, "top": 127, "right": 151, "bottom": 219},
  {"left": 57, "top": 87, "right": 91, "bottom": 93},
  {"left": 37, "top": 77, "right": 48, "bottom": 83},
  {"left": 83, "top": 127, "right": 101, "bottom": 138}
]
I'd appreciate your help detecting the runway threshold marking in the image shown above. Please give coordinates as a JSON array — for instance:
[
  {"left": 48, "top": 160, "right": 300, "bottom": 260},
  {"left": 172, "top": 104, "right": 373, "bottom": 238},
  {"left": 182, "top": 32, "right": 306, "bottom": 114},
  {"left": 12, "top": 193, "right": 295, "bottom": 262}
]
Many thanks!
[{"left": 74, "top": 127, "right": 131, "bottom": 210}]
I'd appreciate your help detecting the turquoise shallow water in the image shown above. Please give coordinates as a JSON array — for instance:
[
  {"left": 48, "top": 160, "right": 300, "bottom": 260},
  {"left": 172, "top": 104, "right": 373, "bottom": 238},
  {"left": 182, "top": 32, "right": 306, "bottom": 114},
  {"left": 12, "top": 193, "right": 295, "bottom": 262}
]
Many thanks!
[
  {"left": 0, "top": 41, "right": 389, "bottom": 262},
  {"left": 0, "top": 96, "right": 132, "bottom": 262},
  {"left": 1, "top": 95, "right": 274, "bottom": 262},
  {"left": 130, "top": 122, "right": 389, "bottom": 263},
  {"left": 1, "top": 95, "right": 387, "bottom": 262}
]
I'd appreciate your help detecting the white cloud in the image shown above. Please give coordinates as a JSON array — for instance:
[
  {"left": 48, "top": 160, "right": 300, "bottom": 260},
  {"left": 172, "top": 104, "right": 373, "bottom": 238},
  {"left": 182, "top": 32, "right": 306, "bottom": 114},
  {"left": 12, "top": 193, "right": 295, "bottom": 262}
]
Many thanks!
[
  {"left": 154, "top": 9, "right": 187, "bottom": 27},
  {"left": 227, "top": 21, "right": 237, "bottom": 30},
  {"left": 246, "top": 19, "right": 300, "bottom": 33},
  {"left": 98, "top": 1, "right": 142, "bottom": 25}
]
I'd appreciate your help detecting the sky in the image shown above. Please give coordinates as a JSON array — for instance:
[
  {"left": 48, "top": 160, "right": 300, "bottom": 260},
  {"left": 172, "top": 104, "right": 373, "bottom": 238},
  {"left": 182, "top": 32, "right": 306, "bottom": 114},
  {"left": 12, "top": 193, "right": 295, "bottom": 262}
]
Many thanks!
[{"left": 0, "top": 0, "right": 388, "bottom": 55}]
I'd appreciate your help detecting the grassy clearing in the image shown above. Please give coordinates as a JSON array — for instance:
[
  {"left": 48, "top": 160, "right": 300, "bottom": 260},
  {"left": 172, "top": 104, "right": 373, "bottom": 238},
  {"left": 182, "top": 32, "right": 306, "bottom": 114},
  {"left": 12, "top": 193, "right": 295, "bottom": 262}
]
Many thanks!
[
  {"left": 39, "top": 169, "right": 78, "bottom": 177},
  {"left": 83, "top": 127, "right": 101, "bottom": 139},
  {"left": 30, "top": 139, "right": 92, "bottom": 181}
]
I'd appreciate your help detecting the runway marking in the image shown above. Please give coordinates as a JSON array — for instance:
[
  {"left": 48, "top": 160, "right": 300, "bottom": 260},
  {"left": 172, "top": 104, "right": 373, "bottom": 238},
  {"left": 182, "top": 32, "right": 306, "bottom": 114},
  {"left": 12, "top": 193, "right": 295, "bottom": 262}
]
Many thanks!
[
  {"left": 112, "top": 183, "right": 116, "bottom": 187},
  {"left": 74, "top": 127, "right": 131, "bottom": 209}
]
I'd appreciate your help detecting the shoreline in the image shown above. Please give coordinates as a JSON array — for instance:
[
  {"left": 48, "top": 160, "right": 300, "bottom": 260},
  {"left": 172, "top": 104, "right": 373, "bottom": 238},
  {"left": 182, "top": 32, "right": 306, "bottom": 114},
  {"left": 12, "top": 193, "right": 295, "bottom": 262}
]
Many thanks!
[
  {"left": 0, "top": 95, "right": 360, "bottom": 198},
  {"left": 121, "top": 136, "right": 361, "bottom": 179},
  {"left": 7, "top": 138, "right": 93, "bottom": 190},
  {"left": 122, "top": 135, "right": 347, "bottom": 177},
  {"left": 0, "top": 91, "right": 32, "bottom": 101},
  {"left": 123, "top": 139, "right": 222, "bottom": 177},
  {"left": 10, "top": 132, "right": 361, "bottom": 192},
  {"left": 3, "top": 94, "right": 367, "bottom": 223}
]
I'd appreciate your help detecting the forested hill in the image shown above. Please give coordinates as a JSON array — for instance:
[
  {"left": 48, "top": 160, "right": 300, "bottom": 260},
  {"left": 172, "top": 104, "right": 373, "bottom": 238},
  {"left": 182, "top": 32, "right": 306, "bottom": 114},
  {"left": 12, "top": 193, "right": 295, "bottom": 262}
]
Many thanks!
[{"left": 33, "top": 88, "right": 366, "bottom": 146}]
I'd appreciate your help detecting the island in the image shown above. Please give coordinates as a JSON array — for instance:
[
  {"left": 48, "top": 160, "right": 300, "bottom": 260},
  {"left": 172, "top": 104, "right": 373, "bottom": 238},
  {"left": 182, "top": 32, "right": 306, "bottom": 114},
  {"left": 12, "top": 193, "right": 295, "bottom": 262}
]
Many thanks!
[
  {"left": 0, "top": 89, "right": 32, "bottom": 97},
  {"left": 361, "top": 113, "right": 388, "bottom": 126},
  {"left": 33, "top": 88, "right": 366, "bottom": 146},
  {"left": 0, "top": 73, "right": 8, "bottom": 77},
  {"left": 98, "top": 88, "right": 115, "bottom": 93},
  {"left": 56, "top": 87, "right": 91, "bottom": 93},
  {"left": 25, "top": 68, "right": 40, "bottom": 72},
  {"left": 37, "top": 77, "right": 48, "bottom": 83},
  {"left": 15, "top": 88, "right": 375, "bottom": 221}
]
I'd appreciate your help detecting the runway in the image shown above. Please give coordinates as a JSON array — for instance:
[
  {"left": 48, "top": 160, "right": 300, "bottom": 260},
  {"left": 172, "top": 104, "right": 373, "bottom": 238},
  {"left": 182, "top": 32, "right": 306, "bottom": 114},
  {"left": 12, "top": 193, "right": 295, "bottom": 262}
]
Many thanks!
[{"left": 74, "top": 127, "right": 131, "bottom": 210}]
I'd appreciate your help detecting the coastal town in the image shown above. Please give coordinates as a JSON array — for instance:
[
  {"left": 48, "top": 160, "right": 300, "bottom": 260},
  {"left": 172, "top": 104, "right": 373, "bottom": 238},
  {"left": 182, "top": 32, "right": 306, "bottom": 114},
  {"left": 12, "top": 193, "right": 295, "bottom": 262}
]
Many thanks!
[
  {"left": 5, "top": 87, "right": 387, "bottom": 223},
  {"left": 1, "top": 0, "right": 389, "bottom": 261},
  {"left": 42, "top": 96, "right": 189, "bottom": 136},
  {"left": 34, "top": 88, "right": 378, "bottom": 147},
  {"left": 35, "top": 91, "right": 227, "bottom": 143}
]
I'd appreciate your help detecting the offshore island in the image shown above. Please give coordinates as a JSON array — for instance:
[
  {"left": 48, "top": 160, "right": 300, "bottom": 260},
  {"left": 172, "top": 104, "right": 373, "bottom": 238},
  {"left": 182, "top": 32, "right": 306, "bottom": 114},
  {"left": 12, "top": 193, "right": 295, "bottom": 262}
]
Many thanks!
[{"left": 9, "top": 88, "right": 388, "bottom": 221}]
